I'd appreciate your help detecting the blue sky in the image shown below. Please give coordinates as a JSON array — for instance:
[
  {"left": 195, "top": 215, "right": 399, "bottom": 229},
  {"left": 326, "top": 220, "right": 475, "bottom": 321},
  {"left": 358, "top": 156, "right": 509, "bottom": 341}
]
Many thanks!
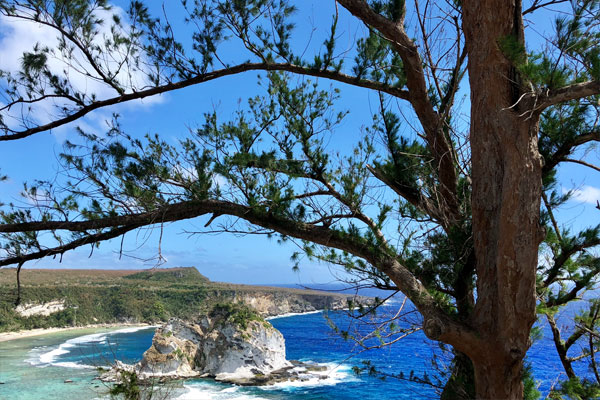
[{"left": 0, "top": 1, "right": 599, "bottom": 284}]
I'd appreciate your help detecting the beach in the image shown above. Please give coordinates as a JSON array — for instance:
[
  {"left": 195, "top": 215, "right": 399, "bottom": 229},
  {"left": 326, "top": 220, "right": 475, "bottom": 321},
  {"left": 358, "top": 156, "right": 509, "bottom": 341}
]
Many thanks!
[{"left": 0, "top": 323, "right": 154, "bottom": 343}]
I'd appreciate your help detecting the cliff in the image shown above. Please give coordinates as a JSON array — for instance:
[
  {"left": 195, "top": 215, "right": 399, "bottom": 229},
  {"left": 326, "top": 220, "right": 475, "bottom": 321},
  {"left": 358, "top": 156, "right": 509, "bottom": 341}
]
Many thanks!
[
  {"left": 233, "top": 290, "right": 351, "bottom": 317},
  {"left": 0, "top": 268, "right": 369, "bottom": 332},
  {"left": 136, "top": 304, "right": 290, "bottom": 382},
  {"left": 104, "top": 303, "right": 339, "bottom": 386}
]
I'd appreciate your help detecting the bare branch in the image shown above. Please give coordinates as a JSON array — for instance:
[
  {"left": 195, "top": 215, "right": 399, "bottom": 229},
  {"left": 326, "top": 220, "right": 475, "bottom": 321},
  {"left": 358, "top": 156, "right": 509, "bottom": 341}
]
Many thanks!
[
  {"left": 522, "top": 0, "right": 570, "bottom": 15},
  {"left": 538, "top": 81, "right": 600, "bottom": 111},
  {"left": 0, "top": 224, "right": 140, "bottom": 267},
  {"left": 563, "top": 158, "right": 600, "bottom": 173}
]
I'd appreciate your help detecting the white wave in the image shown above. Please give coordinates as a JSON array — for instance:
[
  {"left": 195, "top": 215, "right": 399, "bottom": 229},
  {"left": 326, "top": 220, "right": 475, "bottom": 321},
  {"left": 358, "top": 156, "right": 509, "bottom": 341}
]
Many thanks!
[
  {"left": 259, "top": 363, "right": 357, "bottom": 391},
  {"left": 31, "top": 332, "right": 108, "bottom": 366},
  {"left": 29, "top": 326, "right": 156, "bottom": 368},
  {"left": 177, "top": 382, "right": 267, "bottom": 400},
  {"left": 266, "top": 309, "right": 324, "bottom": 320},
  {"left": 52, "top": 361, "right": 96, "bottom": 369},
  {"left": 109, "top": 325, "right": 159, "bottom": 334}
]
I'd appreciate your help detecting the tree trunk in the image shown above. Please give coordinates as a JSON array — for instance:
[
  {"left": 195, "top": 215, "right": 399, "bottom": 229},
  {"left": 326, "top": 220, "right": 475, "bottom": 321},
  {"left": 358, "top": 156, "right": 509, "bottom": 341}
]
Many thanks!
[
  {"left": 473, "top": 356, "right": 524, "bottom": 399},
  {"left": 462, "top": 1, "right": 543, "bottom": 398}
]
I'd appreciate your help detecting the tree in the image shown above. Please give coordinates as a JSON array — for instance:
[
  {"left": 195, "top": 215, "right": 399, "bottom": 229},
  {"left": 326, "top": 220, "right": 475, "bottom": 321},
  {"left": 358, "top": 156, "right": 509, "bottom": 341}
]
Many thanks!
[{"left": 1, "top": 0, "right": 599, "bottom": 398}]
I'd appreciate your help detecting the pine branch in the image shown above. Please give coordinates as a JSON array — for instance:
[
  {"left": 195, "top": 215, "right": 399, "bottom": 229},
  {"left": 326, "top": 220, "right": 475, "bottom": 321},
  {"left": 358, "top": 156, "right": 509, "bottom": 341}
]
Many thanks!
[
  {"left": 1, "top": 62, "right": 409, "bottom": 141},
  {"left": 542, "top": 130, "right": 600, "bottom": 175},
  {"left": 338, "top": 0, "right": 460, "bottom": 222},
  {"left": 0, "top": 196, "right": 481, "bottom": 353}
]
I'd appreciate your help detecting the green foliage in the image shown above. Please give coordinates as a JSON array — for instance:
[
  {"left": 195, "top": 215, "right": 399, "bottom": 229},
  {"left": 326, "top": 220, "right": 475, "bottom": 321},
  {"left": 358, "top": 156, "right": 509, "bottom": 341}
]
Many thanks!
[
  {"left": 550, "top": 377, "right": 600, "bottom": 400},
  {"left": 522, "top": 362, "right": 541, "bottom": 400},
  {"left": 353, "top": 30, "right": 406, "bottom": 86},
  {"left": 109, "top": 370, "right": 141, "bottom": 400},
  {"left": 210, "top": 302, "right": 266, "bottom": 330},
  {"left": 123, "top": 267, "right": 209, "bottom": 283},
  {"left": 0, "top": 269, "right": 216, "bottom": 331}
]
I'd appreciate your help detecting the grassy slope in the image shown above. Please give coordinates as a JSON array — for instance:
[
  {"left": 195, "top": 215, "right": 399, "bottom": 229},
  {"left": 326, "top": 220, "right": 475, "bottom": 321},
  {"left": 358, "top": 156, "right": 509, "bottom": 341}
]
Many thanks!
[{"left": 0, "top": 268, "right": 347, "bottom": 332}]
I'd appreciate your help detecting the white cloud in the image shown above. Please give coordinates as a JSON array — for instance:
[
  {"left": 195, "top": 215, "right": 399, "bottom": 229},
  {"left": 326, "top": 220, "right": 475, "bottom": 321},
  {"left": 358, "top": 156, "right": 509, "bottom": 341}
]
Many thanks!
[
  {"left": 0, "top": 4, "right": 163, "bottom": 141},
  {"left": 212, "top": 173, "right": 229, "bottom": 189},
  {"left": 566, "top": 185, "right": 600, "bottom": 205}
]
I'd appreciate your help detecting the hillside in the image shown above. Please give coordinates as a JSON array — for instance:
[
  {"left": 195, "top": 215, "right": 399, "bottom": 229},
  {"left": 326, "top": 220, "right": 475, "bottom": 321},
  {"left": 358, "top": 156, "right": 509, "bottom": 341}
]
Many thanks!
[{"left": 0, "top": 268, "right": 361, "bottom": 332}]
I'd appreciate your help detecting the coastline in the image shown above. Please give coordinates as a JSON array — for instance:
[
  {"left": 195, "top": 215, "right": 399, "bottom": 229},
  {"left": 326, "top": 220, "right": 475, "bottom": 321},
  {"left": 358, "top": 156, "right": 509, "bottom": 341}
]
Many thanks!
[
  {"left": 0, "top": 307, "right": 338, "bottom": 343},
  {"left": 265, "top": 309, "right": 325, "bottom": 320},
  {"left": 0, "top": 323, "right": 155, "bottom": 343}
]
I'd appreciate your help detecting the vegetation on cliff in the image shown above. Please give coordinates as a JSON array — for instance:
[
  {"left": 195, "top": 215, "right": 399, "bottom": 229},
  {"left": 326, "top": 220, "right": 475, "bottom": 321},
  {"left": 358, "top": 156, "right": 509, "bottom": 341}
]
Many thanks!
[{"left": 0, "top": 267, "right": 354, "bottom": 332}]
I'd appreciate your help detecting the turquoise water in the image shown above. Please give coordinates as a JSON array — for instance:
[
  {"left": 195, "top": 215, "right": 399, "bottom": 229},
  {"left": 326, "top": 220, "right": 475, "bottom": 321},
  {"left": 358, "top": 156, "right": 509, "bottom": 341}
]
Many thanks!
[
  {"left": 0, "top": 327, "right": 158, "bottom": 399},
  {"left": 0, "top": 301, "right": 591, "bottom": 399}
]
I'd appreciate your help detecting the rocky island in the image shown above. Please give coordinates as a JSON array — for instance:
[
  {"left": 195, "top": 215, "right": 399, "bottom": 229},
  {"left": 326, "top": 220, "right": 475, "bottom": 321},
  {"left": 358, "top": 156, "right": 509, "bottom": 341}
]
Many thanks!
[{"left": 103, "top": 303, "right": 338, "bottom": 386}]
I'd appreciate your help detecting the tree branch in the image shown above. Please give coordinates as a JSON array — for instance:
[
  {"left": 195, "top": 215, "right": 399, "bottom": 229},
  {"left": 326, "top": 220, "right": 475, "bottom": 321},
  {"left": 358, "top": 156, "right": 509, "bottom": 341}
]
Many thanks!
[
  {"left": 542, "top": 130, "right": 600, "bottom": 175},
  {"left": 563, "top": 158, "right": 600, "bottom": 173},
  {"left": 337, "top": 0, "right": 460, "bottom": 222},
  {"left": 0, "top": 197, "right": 481, "bottom": 354},
  {"left": 538, "top": 81, "right": 600, "bottom": 111},
  {"left": 1, "top": 62, "right": 409, "bottom": 141},
  {"left": 522, "top": 0, "right": 569, "bottom": 15},
  {"left": 0, "top": 224, "right": 141, "bottom": 267}
]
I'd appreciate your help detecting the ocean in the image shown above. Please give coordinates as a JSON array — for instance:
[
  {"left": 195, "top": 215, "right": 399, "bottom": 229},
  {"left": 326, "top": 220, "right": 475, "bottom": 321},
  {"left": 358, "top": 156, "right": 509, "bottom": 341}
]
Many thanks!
[{"left": 0, "top": 298, "right": 591, "bottom": 399}]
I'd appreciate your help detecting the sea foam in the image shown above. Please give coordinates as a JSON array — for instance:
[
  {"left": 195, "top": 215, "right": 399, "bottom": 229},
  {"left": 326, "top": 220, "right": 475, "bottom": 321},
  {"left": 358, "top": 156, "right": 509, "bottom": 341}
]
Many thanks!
[
  {"left": 175, "top": 362, "right": 356, "bottom": 399},
  {"left": 259, "top": 362, "right": 357, "bottom": 390},
  {"left": 29, "top": 326, "right": 155, "bottom": 368},
  {"left": 176, "top": 382, "right": 268, "bottom": 400},
  {"left": 265, "top": 309, "right": 324, "bottom": 320}
]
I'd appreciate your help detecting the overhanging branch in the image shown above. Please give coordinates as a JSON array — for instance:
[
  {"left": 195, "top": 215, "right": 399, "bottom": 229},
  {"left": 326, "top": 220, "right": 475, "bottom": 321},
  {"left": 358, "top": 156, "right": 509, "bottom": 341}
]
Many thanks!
[
  {"left": 0, "top": 197, "right": 480, "bottom": 352},
  {"left": 538, "top": 81, "right": 600, "bottom": 111},
  {"left": 1, "top": 62, "right": 409, "bottom": 141}
]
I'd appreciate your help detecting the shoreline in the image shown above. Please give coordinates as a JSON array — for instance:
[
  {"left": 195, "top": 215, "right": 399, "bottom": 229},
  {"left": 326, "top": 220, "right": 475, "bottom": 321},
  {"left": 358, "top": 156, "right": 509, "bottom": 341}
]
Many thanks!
[
  {"left": 0, "top": 323, "right": 155, "bottom": 343},
  {"left": 0, "top": 307, "right": 338, "bottom": 343},
  {"left": 266, "top": 309, "right": 325, "bottom": 320}
]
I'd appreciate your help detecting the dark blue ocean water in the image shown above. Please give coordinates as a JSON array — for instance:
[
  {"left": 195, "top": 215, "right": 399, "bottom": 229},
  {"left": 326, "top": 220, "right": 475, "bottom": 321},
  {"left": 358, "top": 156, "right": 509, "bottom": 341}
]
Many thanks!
[{"left": 6, "top": 297, "right": 592, "bottom": 400}]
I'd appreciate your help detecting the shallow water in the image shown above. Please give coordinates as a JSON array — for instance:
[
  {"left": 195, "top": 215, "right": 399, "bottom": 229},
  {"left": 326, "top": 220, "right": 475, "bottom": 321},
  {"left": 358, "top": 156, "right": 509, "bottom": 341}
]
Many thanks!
[{"left": 0, "top": 327, "right": 156, "bottom": 400}]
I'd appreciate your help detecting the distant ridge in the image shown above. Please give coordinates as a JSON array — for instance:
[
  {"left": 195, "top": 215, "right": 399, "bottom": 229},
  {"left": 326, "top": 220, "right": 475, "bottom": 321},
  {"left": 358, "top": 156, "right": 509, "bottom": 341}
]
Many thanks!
[
  {"left": 123, "top": 267, "right": 209, "bottom": 283},
  {"left": 0, "top": 267, "right": 368, "bottom": 333}
]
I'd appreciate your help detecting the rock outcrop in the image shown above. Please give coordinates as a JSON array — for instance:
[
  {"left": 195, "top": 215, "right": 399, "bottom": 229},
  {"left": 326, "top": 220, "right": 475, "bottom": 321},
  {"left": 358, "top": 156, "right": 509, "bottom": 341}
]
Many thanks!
[
  {"left": 104, "top": 303, "right": 299, "bottom": 385},
  {"left": 15, "top": 300, "right": 66, "bottom": 317},
  {"left": 101, "top": 297, "right": 372, "bottom": 386}
]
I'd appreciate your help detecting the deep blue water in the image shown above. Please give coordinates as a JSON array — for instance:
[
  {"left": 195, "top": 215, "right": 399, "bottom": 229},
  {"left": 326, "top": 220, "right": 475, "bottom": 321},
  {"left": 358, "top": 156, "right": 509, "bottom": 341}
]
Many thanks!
[{"left": 2, "top": 297, "right": 594, "bottom": 400}]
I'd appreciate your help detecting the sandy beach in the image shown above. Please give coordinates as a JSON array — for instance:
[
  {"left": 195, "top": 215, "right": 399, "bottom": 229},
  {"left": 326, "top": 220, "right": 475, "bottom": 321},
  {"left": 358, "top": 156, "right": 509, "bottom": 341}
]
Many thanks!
[{"left": 0, "top": 323, "right": 154, "bottom": 343}]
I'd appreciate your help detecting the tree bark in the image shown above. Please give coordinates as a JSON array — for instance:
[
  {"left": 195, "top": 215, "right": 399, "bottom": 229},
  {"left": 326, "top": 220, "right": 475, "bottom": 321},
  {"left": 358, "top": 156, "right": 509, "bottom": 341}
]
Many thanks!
[
  {"left": 462, "top": 1, "right": 543, "bottom": 398},
  {"left": 473, "top": 356, "right": 525, "bottom": 400}
]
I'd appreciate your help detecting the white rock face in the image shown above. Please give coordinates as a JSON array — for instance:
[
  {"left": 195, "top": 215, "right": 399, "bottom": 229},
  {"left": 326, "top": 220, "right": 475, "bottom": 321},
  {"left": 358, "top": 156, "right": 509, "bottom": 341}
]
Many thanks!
[
  {"left": 233, "top": 292, "right": 349, "bottom": 317},
  {"left": 15, "top": 300, "right": 65, "bottom": 317},
  {"left": 136, "top": 308, "right": 291, "bottom": 382}
]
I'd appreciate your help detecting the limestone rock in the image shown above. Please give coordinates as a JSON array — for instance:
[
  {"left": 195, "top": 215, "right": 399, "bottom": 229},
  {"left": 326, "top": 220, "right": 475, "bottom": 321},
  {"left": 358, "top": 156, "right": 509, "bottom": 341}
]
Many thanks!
[
  {"left": 134, "top": 304, "right": 292, "bottom": 382},
  {"left": 15, "top": 300, "right": 65, "bottom": 317}
]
